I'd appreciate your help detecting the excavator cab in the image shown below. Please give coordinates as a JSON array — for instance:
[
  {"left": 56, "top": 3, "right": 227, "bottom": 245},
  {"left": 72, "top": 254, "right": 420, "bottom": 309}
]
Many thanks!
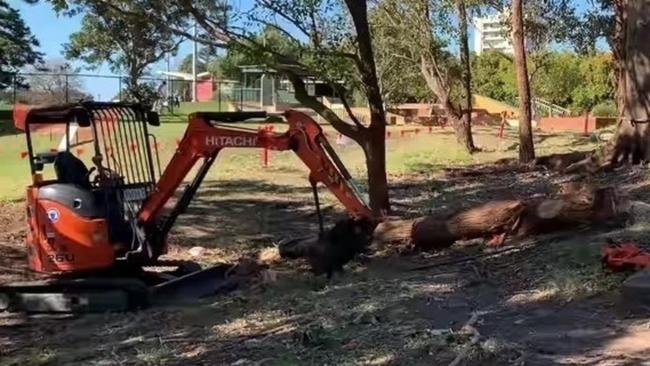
[{"left": 15, "top": 102, "right": 161, "bottom": 273}]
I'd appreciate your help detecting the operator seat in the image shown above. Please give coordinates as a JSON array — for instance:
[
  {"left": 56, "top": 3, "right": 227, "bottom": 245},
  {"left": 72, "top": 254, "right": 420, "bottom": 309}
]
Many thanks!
[{"left": 53, "top": 151, "right": 91, "bottom": 189}]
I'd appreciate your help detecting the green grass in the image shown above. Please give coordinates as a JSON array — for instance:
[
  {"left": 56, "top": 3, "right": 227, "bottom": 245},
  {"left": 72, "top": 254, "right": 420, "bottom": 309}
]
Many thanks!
[
  {"left": 176, "top": 101, "right": 232, "bottom": 114},
  {"left": 0, "top": 123, "right": 593, "bottom": 201}
]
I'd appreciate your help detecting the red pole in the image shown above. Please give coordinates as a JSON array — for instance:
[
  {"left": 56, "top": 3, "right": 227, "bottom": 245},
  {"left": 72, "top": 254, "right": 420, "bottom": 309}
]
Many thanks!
[
  {"left": 263, "top": 147, "right": 269, "bottom": 167},
  {"left": 583, "top": 111, "right": 590, "bottom": 136},
  {"left": 262, "top": 125, "right": 274, "bottom": 167},
  {"left": 428, "top": 126, "right": 432, "bottom": 133},
  {"left": 498, "top": 112, "right": 506, "bottom": 139},
  {"left": 387, "top": 131, "right": 391, "bottom": 139}
]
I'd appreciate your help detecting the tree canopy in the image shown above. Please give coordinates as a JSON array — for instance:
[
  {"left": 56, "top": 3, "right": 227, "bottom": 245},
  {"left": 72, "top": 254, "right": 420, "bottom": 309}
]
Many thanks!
[
  {"left": 470, "top": 51, "right": 614, "bottom": 115},
  {"left": 0, "top": 0, "right": 43, "bottom": 88},
  {"left": 62, "top": 0, "right": 181, "bottom": 101}
]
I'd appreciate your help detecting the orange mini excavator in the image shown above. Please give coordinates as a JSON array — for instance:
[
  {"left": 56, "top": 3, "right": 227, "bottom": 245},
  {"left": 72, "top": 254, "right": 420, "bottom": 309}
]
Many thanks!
[{"left": 1, "top": 102, "right": 374, "bottom": 312}]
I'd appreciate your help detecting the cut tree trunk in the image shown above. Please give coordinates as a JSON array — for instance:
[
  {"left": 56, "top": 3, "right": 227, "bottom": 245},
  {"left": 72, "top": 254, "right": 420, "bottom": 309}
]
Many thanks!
[
  {"left": 372, "top": 184, "right": 626, "bottom": 251},
  {"left": 511, "top": 0, "right": 535, "bottom": 163}
]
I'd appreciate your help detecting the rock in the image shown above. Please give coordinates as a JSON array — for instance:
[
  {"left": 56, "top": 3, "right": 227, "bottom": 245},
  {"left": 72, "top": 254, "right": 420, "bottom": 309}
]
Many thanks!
[{"left": 188, "top": 246, "right": 206, "bottom": 257}]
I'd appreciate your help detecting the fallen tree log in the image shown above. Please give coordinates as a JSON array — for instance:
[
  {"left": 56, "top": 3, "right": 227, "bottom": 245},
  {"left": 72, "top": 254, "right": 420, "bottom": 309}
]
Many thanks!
[
  {"left": 372, "top": 184, "right": 626, "bottom": 251},
  {"left": 278, "top": 183, "right": 628, "bottom": 275}
]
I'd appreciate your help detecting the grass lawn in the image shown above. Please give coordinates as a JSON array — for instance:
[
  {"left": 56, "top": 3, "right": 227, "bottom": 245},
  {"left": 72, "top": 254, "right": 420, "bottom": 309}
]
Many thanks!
[
  {"left": 158, "top": 101, "right": 232, "bottom": 123},
  {"left": 0, "top": 118, "right": 595, "bottom": 202}
]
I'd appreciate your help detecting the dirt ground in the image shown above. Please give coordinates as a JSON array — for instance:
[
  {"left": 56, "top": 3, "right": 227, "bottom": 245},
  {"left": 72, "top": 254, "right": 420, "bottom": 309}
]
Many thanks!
[{"left": 2, "top": 161, "right": 650, "bottom": 365}]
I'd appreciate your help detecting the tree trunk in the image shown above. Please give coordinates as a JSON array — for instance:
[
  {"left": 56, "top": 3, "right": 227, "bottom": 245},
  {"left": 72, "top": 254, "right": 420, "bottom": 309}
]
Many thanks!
[
  {"left": 600, "top": 0, "right": 650, "bottom": 166},
  {"left": 455, "top": 0, "right": 476, "bottom": 153},
  {"left": 612, "top": 0, "right": 628, "bottom": 115},
  {"left": 371, "top": 184, "right": 625, "bottom": 252},
  {"left": 420, "top": 59, "right": 475, "bottom": 154},
  {"left": 365, "top": 125, "right": 390, "bottom": 214},
  {"left": 344, "top": 0, "right": 390, "bottom": 215},
  {"left": 453, "top": 114, "right": 475, "bottom": 153},
  {"left": 511, "top": 0, "right": 535, "bottom": 163}
]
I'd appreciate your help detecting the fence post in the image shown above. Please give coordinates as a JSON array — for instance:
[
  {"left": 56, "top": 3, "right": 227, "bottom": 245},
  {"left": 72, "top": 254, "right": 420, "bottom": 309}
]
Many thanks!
[
  {"left": 240, "top": 86, "right": 244, "bottom": 110},
  {"left": 65, "top": 74, "right": 69, "bottom": 103},
  {"left": 218, "top": 83, "right": 222, "bottom": 111},
  {"left": 12, "top": 74, "right": 17, "bottom": 104}
]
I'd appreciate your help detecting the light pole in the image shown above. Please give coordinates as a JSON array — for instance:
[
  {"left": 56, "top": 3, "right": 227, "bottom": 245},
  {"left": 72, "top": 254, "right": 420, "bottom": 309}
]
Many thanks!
[{"left": 192, "top": 22, "right": 198, "bottom": 102}]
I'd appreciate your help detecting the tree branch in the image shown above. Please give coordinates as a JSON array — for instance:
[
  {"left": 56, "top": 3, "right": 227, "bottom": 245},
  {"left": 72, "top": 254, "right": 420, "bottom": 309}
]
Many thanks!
[
  {"left": 333, "top": 83, "right": 365, "bottom": 128},
  {"left": 257, "top": 0, "right": 311, "bottom": 38},
  {"left": 284, "top": 70, "right": 363, "bottom": 140}
]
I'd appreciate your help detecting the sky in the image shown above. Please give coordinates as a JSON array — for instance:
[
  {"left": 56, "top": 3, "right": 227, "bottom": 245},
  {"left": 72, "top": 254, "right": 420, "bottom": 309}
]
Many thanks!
[
  {"left": 13, "top": 0, "right": 198, "bottom": 100},
  {"left": 13, "top": 0, "right": 600, "bottom": 100}
]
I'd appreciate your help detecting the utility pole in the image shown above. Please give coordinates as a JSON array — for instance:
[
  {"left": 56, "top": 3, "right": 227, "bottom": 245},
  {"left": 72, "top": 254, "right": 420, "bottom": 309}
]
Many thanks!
[{"left": 192, "top": 22, "right": 198, "bottom": 102}]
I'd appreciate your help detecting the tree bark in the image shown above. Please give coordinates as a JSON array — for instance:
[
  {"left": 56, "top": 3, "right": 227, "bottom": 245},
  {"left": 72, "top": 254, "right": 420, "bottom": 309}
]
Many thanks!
[
  {"left": 365, "top": 124, "right": 390, "bottom": 214},
  {"left": 511, "top": 0, "right": 535, "bottom": 163},
  {"left": 612, "top": 0, "right": 628, "bottom": 115},
  {"left": 344, "top": 0, "right": 390, "bottom": 214},
  {"left": 371, "top": 184, "right": 625, "bottom": 252},
  {"left": 598, "top": 0, "right": 650, "bottom": 166},
  {"left": 455, "top": 0, "right": 476, "bottom": 153}
]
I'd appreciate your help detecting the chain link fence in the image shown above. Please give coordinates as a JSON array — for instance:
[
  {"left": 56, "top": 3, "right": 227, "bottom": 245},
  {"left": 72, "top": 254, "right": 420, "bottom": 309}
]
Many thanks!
[{"left": 0, "top": 72, "right": 270, "bottom": 122}]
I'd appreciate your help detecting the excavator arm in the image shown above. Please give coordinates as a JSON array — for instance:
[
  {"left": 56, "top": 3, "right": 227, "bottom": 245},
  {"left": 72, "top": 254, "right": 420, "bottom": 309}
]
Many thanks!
[{"left": 137, "top": 110, "right": 373, "bottom": 257}]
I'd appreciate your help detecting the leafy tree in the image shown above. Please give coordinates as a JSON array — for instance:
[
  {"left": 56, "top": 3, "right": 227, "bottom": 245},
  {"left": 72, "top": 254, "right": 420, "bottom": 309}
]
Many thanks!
[
  {"left": 62, "top": 1, "right": 181, "bottom": 103},
  {"left": 372, "top": 0, "right": 476, "bottom": 152},
  {"left": 571, "top": 53, "right": 614, "bottom": 113},
  {"left": 569, "top": 0, "right": 625, "bottom": 113},
  {"left": 470, "top": 51, "right": 517, "bottom": 104},
  {"left": 0, "top": 0, "right": 43, "bottom": 89},
  {"left": 471, "top": 51, "right": 614, "bottom": 115},
  {"left": 369, "top": 6, "right": 429, "bottom": 105},
  {"left": 531, "top": 52, "right": 582, "bottom": 108},
  {"left": 120, "top": 82, "right": 158, "bottom": 107},
  {"left": 177, "top": 46, "right": 222, "bottom": 75}
]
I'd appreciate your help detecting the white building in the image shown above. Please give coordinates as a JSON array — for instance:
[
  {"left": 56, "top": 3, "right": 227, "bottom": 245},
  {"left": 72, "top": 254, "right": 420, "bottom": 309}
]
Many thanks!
[{"left": 472, "top": 14, "right": 513, "bottom": 55}]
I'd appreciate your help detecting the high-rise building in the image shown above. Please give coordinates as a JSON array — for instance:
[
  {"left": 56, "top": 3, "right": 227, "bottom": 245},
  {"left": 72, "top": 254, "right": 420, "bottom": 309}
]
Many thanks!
[{"left": 472, "top": 14, "right": 513, "bottom": 55}]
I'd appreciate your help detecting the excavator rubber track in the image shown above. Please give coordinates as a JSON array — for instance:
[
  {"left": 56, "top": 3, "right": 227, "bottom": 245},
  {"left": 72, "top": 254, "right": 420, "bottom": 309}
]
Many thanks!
[
  {"left": 0, "top": 263, "right": 233, "bottom": 313},
  {"left": 0, "top": 277, "right": 149, "bottom": 313}
]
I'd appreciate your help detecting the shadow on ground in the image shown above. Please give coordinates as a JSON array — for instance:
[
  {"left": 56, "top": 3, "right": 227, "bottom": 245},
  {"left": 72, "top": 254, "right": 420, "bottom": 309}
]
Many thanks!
[{"left": 2, "top": 165, "right": 649, "bottom": 365}]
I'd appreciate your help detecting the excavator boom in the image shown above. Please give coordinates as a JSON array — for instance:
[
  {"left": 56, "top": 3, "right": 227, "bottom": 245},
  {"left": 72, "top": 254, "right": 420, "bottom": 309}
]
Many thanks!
[{"left": 137, "top": 110, "right": 373, "bottom": 257}]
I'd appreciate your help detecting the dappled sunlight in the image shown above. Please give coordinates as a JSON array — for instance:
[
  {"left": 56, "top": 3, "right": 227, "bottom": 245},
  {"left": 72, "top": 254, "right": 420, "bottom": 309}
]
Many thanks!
[
  {"left": 603, "top": 327, "right": 650, "bottom": 357},
  {"left": 211, "top": 309, "right": 296, "bottom": 339}
]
